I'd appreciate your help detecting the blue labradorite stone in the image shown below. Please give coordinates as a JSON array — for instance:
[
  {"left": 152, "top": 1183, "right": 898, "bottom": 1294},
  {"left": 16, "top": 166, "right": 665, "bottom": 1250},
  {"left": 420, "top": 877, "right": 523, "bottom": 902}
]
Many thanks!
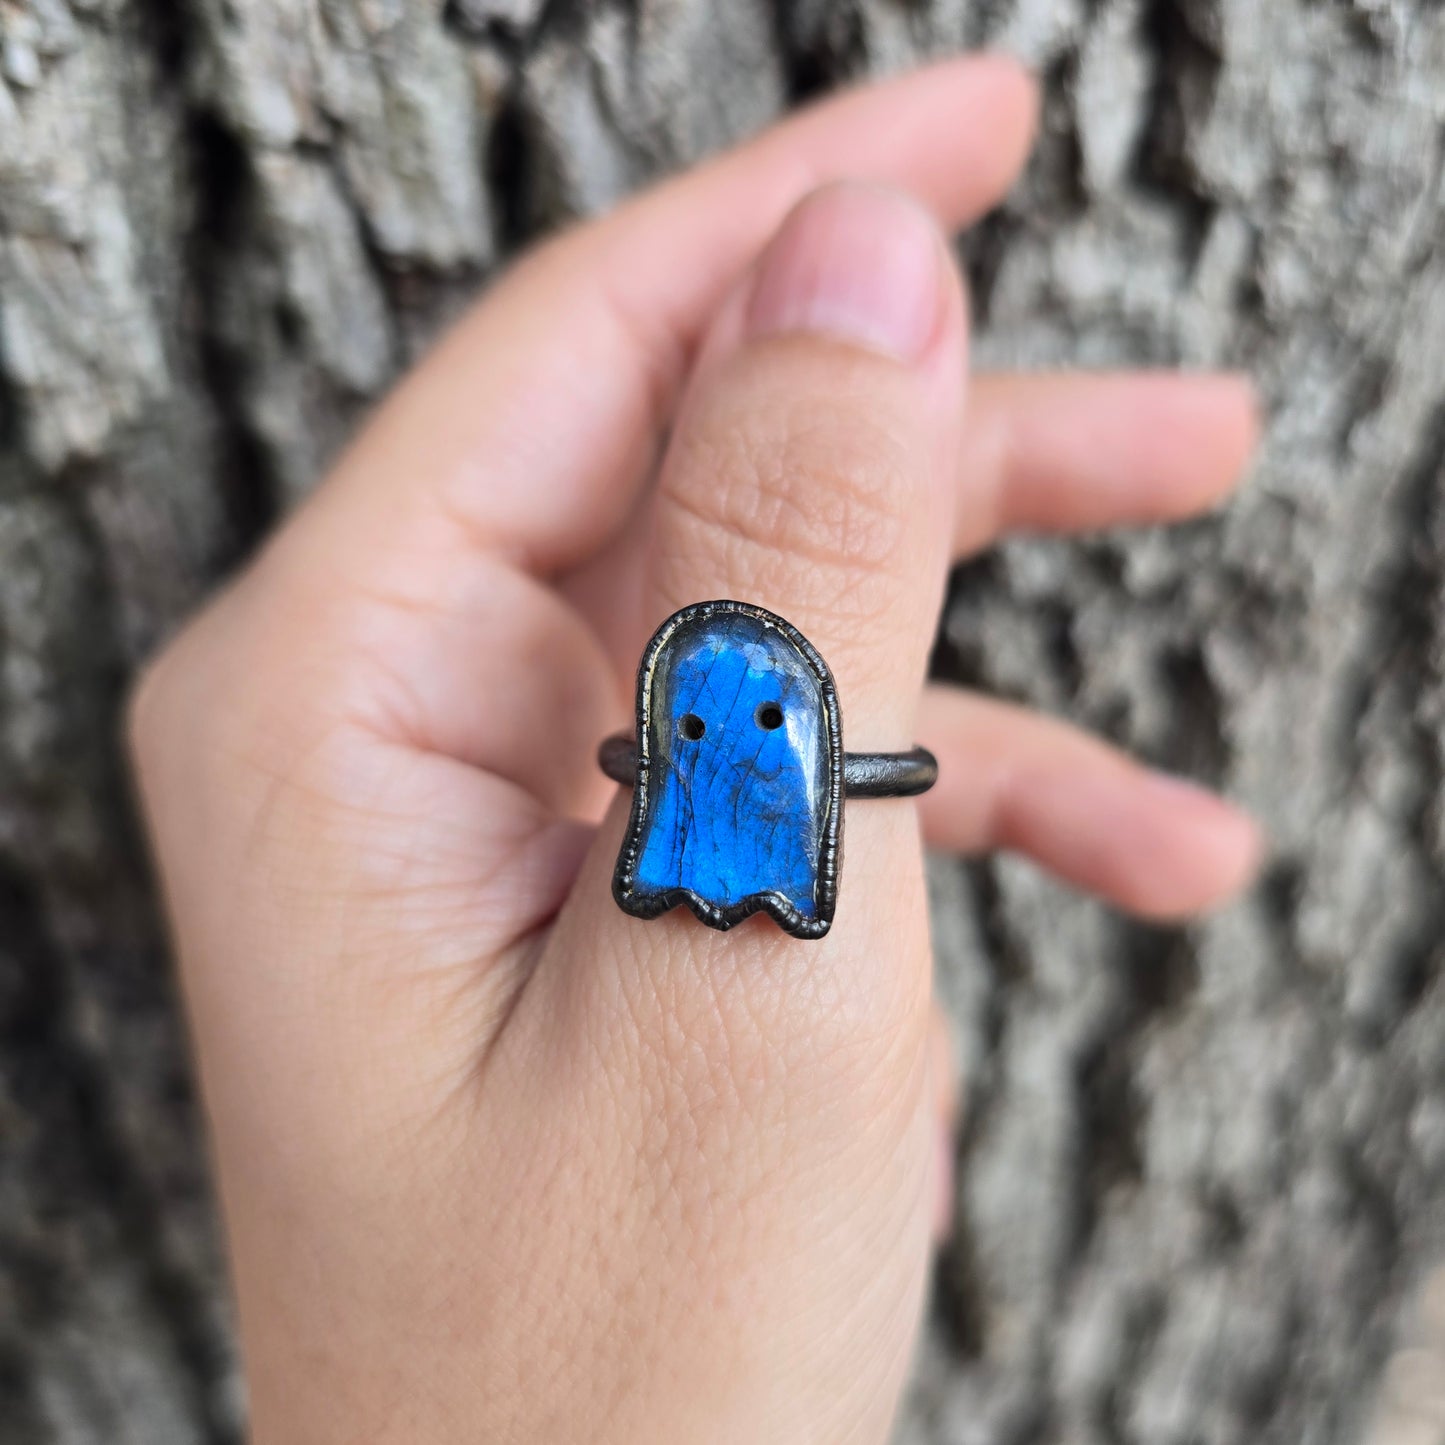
[{"left": 613, "top": 601, "right": 842, "bottom": 938}]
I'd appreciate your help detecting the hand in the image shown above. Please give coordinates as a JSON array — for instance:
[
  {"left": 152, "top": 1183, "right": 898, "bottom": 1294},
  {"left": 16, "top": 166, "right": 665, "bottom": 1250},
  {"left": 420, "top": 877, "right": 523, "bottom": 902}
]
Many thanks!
[{"left": 130, "top": 57, "right": 1262, "bottom": 1445}]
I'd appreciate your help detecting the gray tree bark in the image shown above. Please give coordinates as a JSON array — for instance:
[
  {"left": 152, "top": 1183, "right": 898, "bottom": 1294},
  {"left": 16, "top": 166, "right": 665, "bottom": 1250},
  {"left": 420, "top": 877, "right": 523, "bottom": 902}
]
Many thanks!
[{"left": 2, "top": 1, "right": 1443, "bottom": 1442}]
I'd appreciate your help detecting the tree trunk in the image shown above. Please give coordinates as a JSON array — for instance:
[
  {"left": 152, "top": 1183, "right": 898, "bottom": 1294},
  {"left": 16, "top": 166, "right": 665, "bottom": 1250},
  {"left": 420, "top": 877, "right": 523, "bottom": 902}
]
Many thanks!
[{"left": 2, "top": 2, "right": 1443, "bottom": 1441}]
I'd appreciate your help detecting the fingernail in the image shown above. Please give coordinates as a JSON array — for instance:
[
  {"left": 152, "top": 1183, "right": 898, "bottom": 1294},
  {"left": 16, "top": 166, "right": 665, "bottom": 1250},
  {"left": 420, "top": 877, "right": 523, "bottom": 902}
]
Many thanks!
[{"left": 746, "top": 183, "right": 946, "bottom": 363}]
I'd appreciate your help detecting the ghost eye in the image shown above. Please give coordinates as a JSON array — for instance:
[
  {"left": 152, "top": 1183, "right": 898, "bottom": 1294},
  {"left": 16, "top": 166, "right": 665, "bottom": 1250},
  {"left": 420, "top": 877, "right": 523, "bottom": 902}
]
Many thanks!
[
  {"left": 755, "top": 702, "right": 784, "bottom": 731},
  {"left": 678, "top": 713, "right": 706, "bottom": 742}
]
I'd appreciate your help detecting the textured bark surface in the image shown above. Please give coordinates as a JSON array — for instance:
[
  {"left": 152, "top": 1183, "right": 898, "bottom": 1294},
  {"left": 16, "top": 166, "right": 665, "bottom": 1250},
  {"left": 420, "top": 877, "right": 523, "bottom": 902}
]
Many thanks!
[{"left": 2, "top": 1, "right": 1444, "bottom": 1442}]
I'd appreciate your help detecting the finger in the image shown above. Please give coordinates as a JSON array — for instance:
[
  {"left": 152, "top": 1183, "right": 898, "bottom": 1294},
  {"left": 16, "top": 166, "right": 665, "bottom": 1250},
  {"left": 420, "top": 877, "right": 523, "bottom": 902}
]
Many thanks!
[
  {"left": 917, "top": 686, "right": 1264, "bottom": 920},
  {"left": 645, "top": 184, "right": 966, "bottom": 743},
  {"left": 519, "top": 181, "right": 969, "bottom": 1442},
  {"left": 291, "top": 57, "right": 1037, "bottom": 584},
  {"left": 958, "top": 371, "right": 1260, "bottom": 552}
]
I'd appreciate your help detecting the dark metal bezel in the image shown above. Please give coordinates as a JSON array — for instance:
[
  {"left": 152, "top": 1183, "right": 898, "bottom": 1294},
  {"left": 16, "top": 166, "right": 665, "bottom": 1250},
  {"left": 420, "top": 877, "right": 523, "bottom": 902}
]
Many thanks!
[{"left": 611, "top": 599, "right": 843, "bottom": 940}]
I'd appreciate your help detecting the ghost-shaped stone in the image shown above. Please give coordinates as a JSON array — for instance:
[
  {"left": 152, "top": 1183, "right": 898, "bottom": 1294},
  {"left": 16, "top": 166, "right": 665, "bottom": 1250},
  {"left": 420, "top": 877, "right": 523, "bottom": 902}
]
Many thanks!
[{"left": 612, "top": 601, "right": 842, "bottom": 938}]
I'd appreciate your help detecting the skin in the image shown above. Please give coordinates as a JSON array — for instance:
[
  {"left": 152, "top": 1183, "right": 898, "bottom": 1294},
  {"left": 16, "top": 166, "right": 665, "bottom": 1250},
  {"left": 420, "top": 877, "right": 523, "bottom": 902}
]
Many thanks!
[{"left": 130, "top": 58, "right": 1263, "bottom": 1445}]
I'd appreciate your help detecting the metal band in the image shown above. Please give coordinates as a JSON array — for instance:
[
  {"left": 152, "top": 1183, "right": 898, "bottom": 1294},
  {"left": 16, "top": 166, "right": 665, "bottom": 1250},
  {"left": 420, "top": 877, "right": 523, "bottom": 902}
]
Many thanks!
[{"left": 598, "top": 734, "right": 938, "bottom": 799}]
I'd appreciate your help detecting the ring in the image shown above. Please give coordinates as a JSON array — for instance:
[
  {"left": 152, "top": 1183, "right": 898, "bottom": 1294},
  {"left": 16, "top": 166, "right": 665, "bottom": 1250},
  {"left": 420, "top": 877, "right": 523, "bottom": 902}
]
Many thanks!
[{"left": 599, "top": 600, "right": 939, "bottom": 940}]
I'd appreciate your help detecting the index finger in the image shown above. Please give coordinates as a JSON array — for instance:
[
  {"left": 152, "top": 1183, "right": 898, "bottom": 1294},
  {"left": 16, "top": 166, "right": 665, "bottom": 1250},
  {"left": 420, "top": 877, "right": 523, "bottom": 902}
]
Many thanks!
[{"left": 290, "top": 57, "right": 1038, "bottom": 587}]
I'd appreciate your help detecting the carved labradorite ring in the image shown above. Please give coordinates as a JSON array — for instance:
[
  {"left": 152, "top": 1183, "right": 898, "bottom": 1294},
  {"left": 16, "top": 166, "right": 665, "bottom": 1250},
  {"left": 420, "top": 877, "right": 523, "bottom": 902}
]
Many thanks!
[{"left": 598, "top": 599, "right": 938, "bottom": 940}]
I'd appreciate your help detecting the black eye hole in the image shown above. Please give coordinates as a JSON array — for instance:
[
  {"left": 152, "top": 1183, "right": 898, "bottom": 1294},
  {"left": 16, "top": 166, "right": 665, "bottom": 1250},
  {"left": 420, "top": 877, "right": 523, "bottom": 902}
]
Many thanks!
[
  {"left": 678, "top": 713, "right": 706, "bottom": 742},
  {"left": 755, "top": 702, "right": 784, "bottom": 731}
]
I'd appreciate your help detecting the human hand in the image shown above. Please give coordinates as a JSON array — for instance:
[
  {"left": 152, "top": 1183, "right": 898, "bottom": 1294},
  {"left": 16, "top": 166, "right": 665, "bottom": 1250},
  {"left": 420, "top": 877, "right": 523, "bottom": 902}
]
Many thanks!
[{"left": 130, "top": 57, "right": 1262, "bottom": 1445}]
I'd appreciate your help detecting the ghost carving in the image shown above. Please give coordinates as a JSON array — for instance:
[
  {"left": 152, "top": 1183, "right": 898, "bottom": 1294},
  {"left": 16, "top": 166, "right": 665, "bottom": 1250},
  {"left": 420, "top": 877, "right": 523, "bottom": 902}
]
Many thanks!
[{"left": 611, "top": 600, "right": 842, "bottom": 938}]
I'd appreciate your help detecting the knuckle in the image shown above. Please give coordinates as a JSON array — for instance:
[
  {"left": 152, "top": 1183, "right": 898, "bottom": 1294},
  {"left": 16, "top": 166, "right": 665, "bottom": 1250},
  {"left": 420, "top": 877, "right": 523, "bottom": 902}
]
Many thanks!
[
  {"left": 659, "top": 371, "right": 919, "bottom": 612},
  {"left": 747, "top": 393, "right": 915, "bottom": 566}
]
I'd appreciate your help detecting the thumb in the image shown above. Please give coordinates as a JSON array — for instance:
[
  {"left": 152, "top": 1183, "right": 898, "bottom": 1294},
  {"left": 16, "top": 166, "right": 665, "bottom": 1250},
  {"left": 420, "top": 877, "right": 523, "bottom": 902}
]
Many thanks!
[{"left": 525, "top": 185, "right": 968, "bottom": 1441}]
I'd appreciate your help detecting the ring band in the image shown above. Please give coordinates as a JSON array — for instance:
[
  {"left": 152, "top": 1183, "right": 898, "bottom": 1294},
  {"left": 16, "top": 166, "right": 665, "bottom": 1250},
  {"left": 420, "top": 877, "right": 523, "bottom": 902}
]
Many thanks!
[
  {"left": 598, "top": 734, "right": 938, "bottom": 797},
  {"left": 600, "top": 599, "right": 938, "bottom": 940}
]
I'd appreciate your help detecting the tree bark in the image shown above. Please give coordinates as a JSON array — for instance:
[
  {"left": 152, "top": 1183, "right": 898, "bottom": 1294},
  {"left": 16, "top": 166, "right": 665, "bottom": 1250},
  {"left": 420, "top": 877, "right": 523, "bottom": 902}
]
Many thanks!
[{"left": 2, "top": 2, "right": 1443, "bottom": 1442}]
